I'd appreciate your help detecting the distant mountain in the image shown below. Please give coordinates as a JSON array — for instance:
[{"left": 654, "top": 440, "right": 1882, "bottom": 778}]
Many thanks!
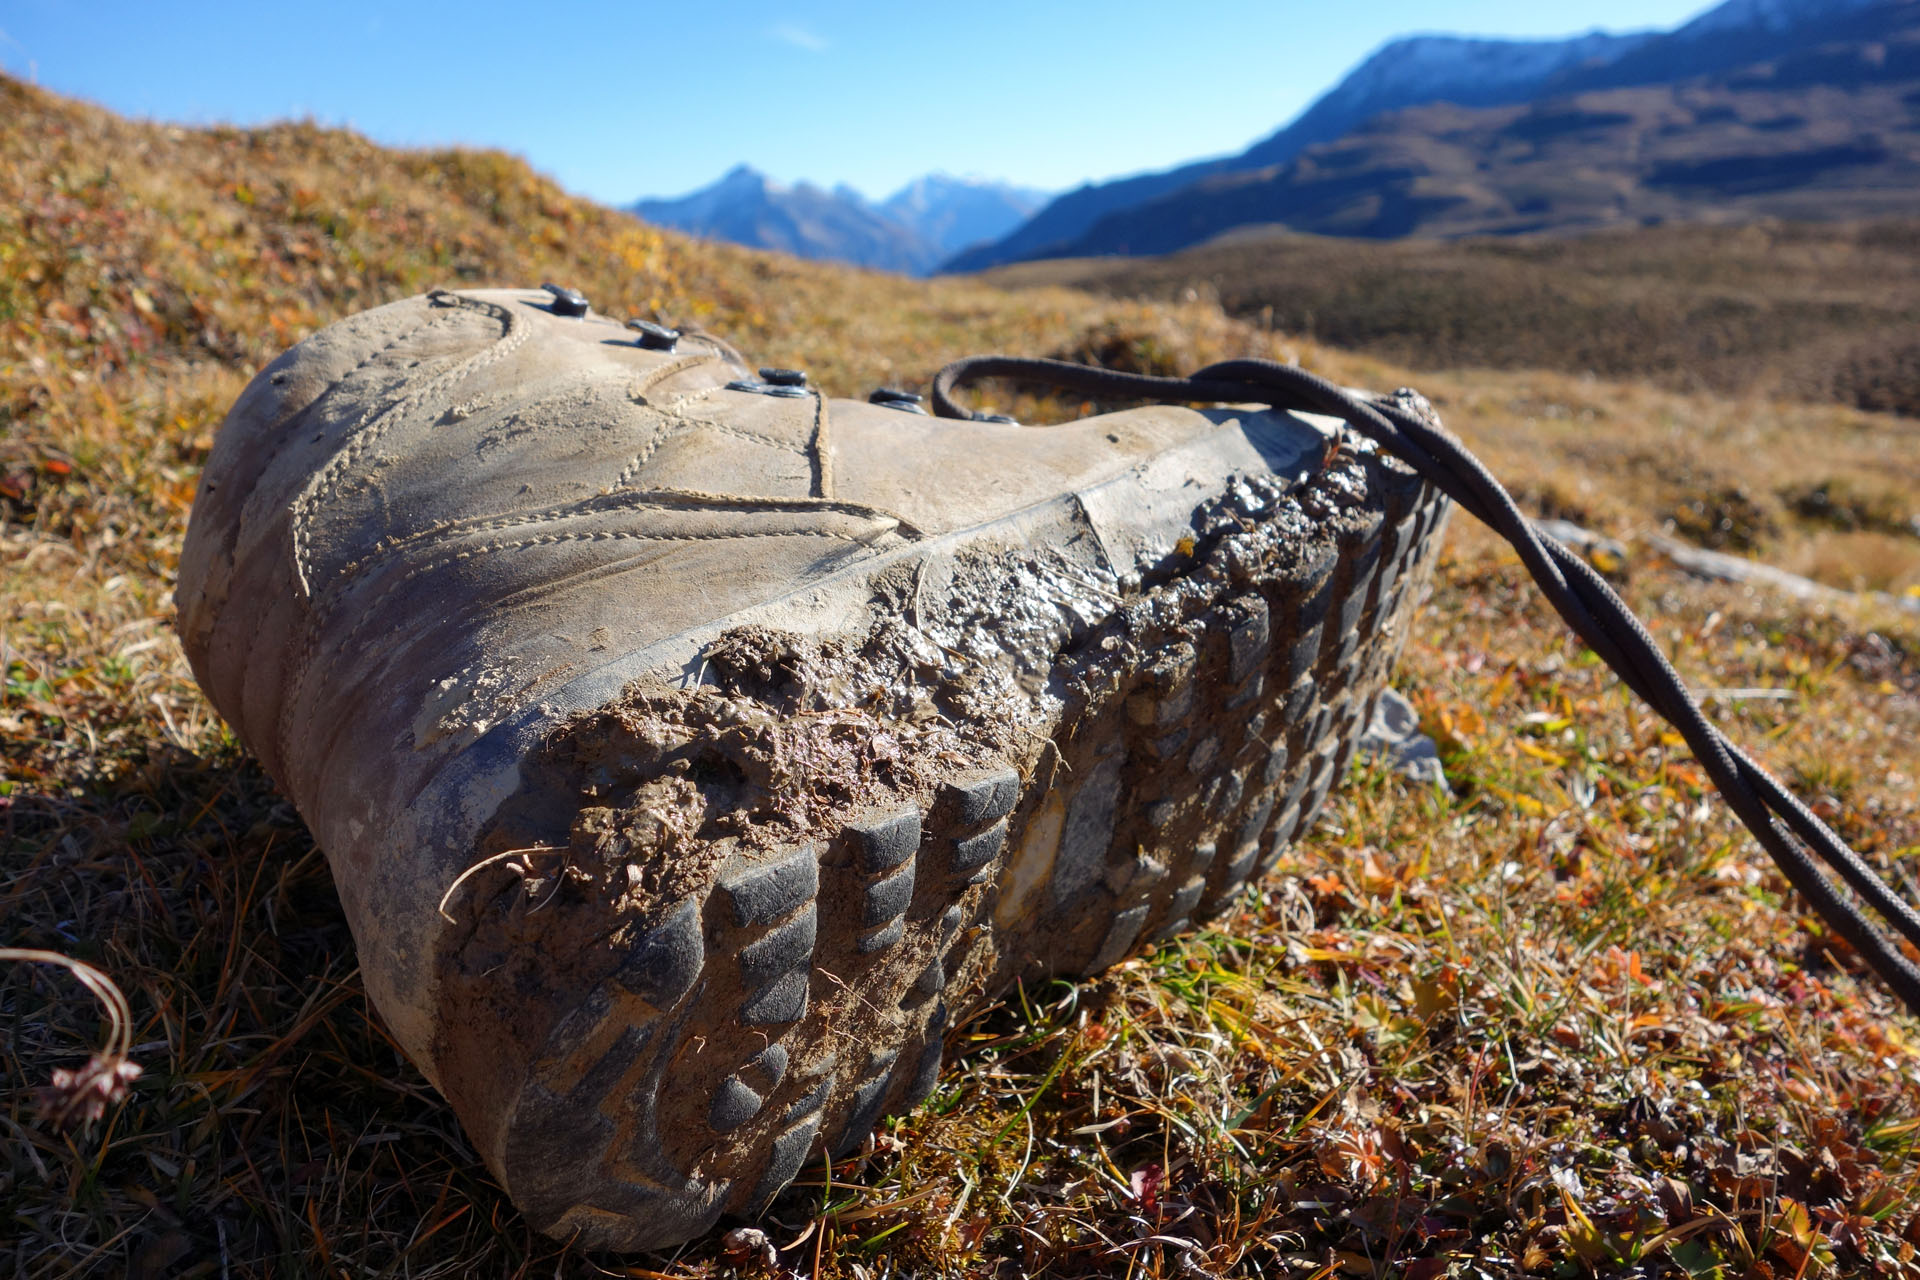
[
  {"left": 879, "top": 174, "right": 1050, "bottom": 259},
  {"left": 941, "top": 26, "right": 1655, "bottom": 272},
  {"left": 1258, "top": 28, "right": 1656, "bottom": 165},
  {"left": 630, "top": 168, "right": 1046, "bottom": 275},
  {"left": 1015, "top": 0, "right": 1920, "bottom": 257},
  {"left": 945, "top": 0, "right": 1920, "bottom": 271},
  {"left": 631, "top": 166, "right": 928, "bottom": 274}
]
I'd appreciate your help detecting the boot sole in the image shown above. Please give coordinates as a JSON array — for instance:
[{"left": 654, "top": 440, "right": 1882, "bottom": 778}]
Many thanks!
[{"left": 461, "top": 443, "right": 1449, "bottom": 1250}]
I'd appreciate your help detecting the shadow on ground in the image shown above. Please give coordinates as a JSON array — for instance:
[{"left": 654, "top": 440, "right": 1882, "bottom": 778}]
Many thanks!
[{"left": 0, "top": 743, "right": 571, "bottom": 1277}]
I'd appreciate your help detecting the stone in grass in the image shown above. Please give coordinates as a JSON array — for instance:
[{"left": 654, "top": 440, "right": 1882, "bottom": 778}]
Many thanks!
[{"left": 1359, "top": 687, "right": 1448, "bottom": 791}]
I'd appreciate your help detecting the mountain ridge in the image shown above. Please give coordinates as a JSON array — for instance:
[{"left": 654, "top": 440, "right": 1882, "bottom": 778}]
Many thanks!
[
  {"left": 631, "top": 168, "right": 1045, "bottom": 276},
  {"left": 940, "top": 25, "right": 1656, "bottom": 272},
  {"left": 946, "top": 0, "right": 1920, "bottom": 271},
  {"left": 1021, "top": 1, "right": 1920, "bottom": 258}
]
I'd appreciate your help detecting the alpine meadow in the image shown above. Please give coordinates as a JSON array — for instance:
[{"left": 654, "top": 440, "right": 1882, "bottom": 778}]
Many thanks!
[{"left": 5, "top": 61, "right": 1920, "bottom": 1280}]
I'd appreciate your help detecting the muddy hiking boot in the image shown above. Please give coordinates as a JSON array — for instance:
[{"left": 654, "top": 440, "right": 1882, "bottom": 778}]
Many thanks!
[{"left": 177, "top": 285, "right": 1447, "bottom": 1249}]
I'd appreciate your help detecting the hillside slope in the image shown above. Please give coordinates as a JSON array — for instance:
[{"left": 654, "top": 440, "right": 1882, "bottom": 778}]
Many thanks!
[
  {"left": 0, "top": 76, "right": 1266, "bottom": 440},
  {"left": 984, "top": 219, "right": 1920, "bottom": 417}
]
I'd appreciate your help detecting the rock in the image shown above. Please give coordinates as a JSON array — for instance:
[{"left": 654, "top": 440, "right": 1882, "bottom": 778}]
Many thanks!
[
  {"left": 1533, "top": 518, "right": 1629, "bottom": 579},
  {"left": 1359, "top": 687, "right": 1449, "bottom": 791},
  {"left": 1645, "top": 532, "right": 1919, "bottom": 614}
]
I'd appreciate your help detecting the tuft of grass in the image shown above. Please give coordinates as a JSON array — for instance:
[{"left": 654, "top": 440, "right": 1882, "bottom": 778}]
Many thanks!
[{"left": 5, "top": 74, "right": 1920, "bottom": 1277}]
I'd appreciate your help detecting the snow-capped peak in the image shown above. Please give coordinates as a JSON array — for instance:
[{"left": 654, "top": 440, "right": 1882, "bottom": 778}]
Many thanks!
[
  {"left": 631, "top": 168, "right": 1051, "bottom": 276},
  {"left": 1332, "top": 29, "right": 1655, "bottom": 105}
]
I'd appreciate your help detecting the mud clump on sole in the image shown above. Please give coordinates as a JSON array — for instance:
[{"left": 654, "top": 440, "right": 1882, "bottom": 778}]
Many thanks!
[
  {"left": 490, "top": 619, "right": 1024, "bottom": 920},
  {"left": 559, "top": 683, "right": 982, "bottom": 881}
]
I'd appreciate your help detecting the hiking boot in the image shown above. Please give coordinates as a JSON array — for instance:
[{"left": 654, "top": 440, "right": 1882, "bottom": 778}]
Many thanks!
[{"left": 175, "top": 286, "right": 1448, "bottom": 1251}]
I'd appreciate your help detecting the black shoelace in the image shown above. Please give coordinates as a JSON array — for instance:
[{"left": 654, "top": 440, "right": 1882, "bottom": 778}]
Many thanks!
[{"left": 931, "top": 354, "right": 1920, "bottom": 1015}]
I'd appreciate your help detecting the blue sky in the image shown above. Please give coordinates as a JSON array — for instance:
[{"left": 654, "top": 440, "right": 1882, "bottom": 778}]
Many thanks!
[{"left": 3, "top": 0, "right": 1716, "bottom": 205}]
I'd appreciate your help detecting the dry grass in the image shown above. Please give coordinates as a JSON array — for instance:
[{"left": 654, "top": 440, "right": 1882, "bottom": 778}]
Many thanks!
[{"left": 5, "top": 75, "right": 1920, "bottom": 1277}]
